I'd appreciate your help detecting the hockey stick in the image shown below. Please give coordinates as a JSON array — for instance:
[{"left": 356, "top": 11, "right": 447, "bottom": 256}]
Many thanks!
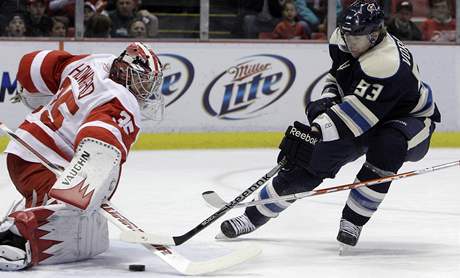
[
  {"left": 0, "top": 122, "right": 261, "bottom": 274},
  {"left": 119, "top": 159, "right": 286, "bottom": 245},
  {"left": 160, "top": 157, "right": 287, "bottom": 246},
  {"left": 99, "top": 202, "right": 261, "bottom": 275},
  {"left": 121, "top": 158, "right": 287, "bottom": 246},
  {"left": 202, "top": 160, "right": 460, "bottom": 209}
]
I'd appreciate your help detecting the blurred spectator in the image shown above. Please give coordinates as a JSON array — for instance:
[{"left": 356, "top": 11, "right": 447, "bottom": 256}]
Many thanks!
[
  {"left": 108, "top": 0, "right": 158, "bottom": 37},
  {"left": 91, "top": 0, "right": 108, "bottom": 13},
  {"left": 48, "top": 0, "right": 75, "bottom": 23},
  {"left": 0, "top": 1, "right": 27, "bottom": 34},
  {"left": 85, "top": 13, "right": 111, "bottom": 37},
  {"left": 24, "top": 0, "right": 52, "bottom": 36},
  {"left": 387, "top": 1, "right": 422, "bottom": 41},
  {"left": 294, "top": 0, "right": 342, "bottom": 33},
  {"left": 49, "top": 0, "right": 107, "bottom": 26},
  {"left": 84, "top": 1, "right": 97, "bottom": 24},
  {"left": 137, "top": 9, "right": 158, "bottom": 37},
  {"left": 238, "top": 0, "right": 284, "bottom": 38},
  {"left": 421, "top": 0, "right": 456, "bottom": 42},
  {"left": 49, "top": 16, "right": 68, "bottom": 36},
  {"left": 272, "top": 0, "right": 309, "bottom": 39},
  {"left": 5, "top": 13, "right": 27, "bottom": 37},
  {"left": 128, "top": 17, "right": 147, "bottom": 38}
]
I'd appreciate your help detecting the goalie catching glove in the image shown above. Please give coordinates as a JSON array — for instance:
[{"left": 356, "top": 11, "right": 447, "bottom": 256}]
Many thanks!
[{"left": 278, "top": 121, "right": 322, "bottom": 169}]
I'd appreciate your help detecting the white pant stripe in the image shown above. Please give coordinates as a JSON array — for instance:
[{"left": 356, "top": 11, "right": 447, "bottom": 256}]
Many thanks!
[
  {"left": 266, "top": 182, "right": 291, "bottom": 209},
  {"left": 356, "top": 186, "right": 386, "bottom": 202},
  {"left": 346, "top": 197, "right": 374, "bottom": 218}
]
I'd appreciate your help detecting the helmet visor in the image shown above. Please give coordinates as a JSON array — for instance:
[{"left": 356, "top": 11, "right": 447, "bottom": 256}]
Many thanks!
[{"left": 128, "top": 67, "right": 163, "bottom": 101}]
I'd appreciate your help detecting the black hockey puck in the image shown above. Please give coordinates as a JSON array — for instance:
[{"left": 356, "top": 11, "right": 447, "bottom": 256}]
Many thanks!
[{"left": 129, "top": 264, "right": 145, "bottom": 271}]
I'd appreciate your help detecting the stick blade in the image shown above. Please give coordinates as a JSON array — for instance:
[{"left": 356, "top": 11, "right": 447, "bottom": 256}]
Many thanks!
[
  {"left": 181, "top": 244, "right": 262, "bottom": 275},
  {"left": 202, "top": 191, "right": 227, "bottom": 209}
]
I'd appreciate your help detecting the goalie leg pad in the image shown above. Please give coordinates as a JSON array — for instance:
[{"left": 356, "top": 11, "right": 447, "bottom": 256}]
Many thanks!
[
  {"left": 49, "top": 138, "right": 122, "bottom": 211},
  {"left": 6, "top": 204, "right": 109, "bottom": 267}
]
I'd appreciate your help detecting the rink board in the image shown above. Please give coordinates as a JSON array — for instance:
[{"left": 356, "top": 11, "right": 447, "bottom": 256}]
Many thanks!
[{"left": 0, "top": 40, "right": 459, "bottom": 134}]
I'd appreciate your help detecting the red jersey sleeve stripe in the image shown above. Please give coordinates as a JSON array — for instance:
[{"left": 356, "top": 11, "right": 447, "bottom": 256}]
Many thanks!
[
  {"left": 16, "top": 51, "right": 40, "bottom": 93},
  {"left": 83, "top": 99, "right": 139, "bottom": 152},
  {"left": 40, "top": 50, "right": 75, "bottom": 94},
  {"left": 18, "top": 121, "right": 72, "bottom": 162},
  {"left": 31, "top": 50, "right": 53, "bottom": 95},
  {"left": 19, "top": 50, "right": 90, "bottom": 96},
  {"left": 99, "top": 114, "right": 136, "bottom": 152},
  {"left": 54, "top": 53, "right": 90, "bottom": 86}
]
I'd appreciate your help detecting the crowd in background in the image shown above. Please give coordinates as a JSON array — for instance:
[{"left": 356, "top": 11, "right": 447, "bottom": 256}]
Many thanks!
[
  {"left": 0, "top": 0, "right": 158, "bottom": 38},
  {"left": 0, "top": 0, "right": 456, "bottom": 42}
]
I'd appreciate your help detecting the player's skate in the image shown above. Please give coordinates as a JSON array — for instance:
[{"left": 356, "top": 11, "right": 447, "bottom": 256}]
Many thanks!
[
  {"left": 0, "top": 218, "right": 31, "bottom": 271},
  {"left": 337, "top": 218, "right": 362, "bottom": 256},
  {"left": 216, "top": 214, "right": 258, "bottom": 240}
]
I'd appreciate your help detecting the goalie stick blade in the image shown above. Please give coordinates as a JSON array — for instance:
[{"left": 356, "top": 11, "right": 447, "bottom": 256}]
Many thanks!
[
  {"left": 120, "top": 231, "right": 176, "bottom": 246},
  {"left": 202, "top": 191, "right": 229, "bottom": 209},
  {"left": 184, "top": 245, "right": 261, "bottom": 275},
  {"left": 148, "top": 244, "right": 261, "bottom": 275}
]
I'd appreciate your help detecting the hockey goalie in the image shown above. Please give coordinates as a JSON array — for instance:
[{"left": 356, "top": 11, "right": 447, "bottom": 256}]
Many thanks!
[{"left": 0, "top": 42, "right": 163, "bottom": 270}]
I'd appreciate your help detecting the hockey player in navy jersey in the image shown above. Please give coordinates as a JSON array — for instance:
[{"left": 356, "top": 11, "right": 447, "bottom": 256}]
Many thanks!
[{"left": 218, "top": 0, "right": 441, "bottom": 252}]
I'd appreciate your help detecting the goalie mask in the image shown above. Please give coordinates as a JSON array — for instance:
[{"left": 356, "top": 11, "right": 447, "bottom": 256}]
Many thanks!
[
  {"left": 110, "top": 42, "right": 164, "bottom": 120},
  {"left": 339, "top": 0, "right": 385, "bottom": 58}
]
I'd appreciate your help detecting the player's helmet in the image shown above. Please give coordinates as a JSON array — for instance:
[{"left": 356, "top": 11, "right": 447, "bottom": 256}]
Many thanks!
[
  {"left": 110, "top": 42, "right": 163, "bottom": 102},
  {"left": 339, "top": 0, "right": 384, "bottom": 37},
  {"left": 110, "top": 42, "right": 164, "bottom": 120}
]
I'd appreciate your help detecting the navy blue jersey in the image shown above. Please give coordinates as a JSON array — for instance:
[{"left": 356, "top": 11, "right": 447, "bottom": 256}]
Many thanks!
[{"left": 313, "top": 28, "right": 440, "bottom": 141}]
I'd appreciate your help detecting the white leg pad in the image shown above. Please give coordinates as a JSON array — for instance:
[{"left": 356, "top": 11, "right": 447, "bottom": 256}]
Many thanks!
[{"left": 36, "top": 205, "right": 110, "bottom": 265}]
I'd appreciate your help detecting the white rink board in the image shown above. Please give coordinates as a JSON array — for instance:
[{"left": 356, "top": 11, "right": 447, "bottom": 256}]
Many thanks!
[{"left": 0, "top": 41, "right": 459, "bottom": 132}]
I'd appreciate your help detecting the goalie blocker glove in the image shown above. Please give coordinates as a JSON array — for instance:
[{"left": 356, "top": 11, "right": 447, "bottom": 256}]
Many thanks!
[{"left": 277, "top": 121, "right": 322, "bottom": 170}]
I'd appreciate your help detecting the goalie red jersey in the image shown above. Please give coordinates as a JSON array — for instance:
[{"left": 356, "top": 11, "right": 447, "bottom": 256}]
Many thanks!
[{"left": 7, "top": 50, "right": 141, "bottom": 167}]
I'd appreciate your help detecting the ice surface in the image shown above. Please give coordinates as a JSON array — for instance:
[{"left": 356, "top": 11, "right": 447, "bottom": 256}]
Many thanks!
[{"left": 0, "top": 148, "right": 459, "bottom": 277}]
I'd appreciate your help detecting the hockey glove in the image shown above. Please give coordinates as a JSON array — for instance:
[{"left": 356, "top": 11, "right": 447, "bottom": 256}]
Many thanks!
[
  {"left": 306, "top": 97, "right": 339, "bottom": 123},
  {"left": 277, "top": 121, "right": 322, "bottom": 170}
]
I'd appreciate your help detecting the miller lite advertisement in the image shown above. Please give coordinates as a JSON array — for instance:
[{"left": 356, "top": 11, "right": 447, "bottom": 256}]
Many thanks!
[
  {"left": 0, "top": 41, "right": 457, "bottom": 132},
  {"left": 202, "top": 54, "right": 296, "bottom": 120}
]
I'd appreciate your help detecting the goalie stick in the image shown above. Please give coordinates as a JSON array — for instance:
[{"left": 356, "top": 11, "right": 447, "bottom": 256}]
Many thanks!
[
  {"left": 99, "top": 201, "right": 261, "bottom": 275},
  {"left": 202, "top": 160, "right": 460, "bottom": 209},
  {"left": 0, "top": 122, "right": 261, "bottom": 274}
]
